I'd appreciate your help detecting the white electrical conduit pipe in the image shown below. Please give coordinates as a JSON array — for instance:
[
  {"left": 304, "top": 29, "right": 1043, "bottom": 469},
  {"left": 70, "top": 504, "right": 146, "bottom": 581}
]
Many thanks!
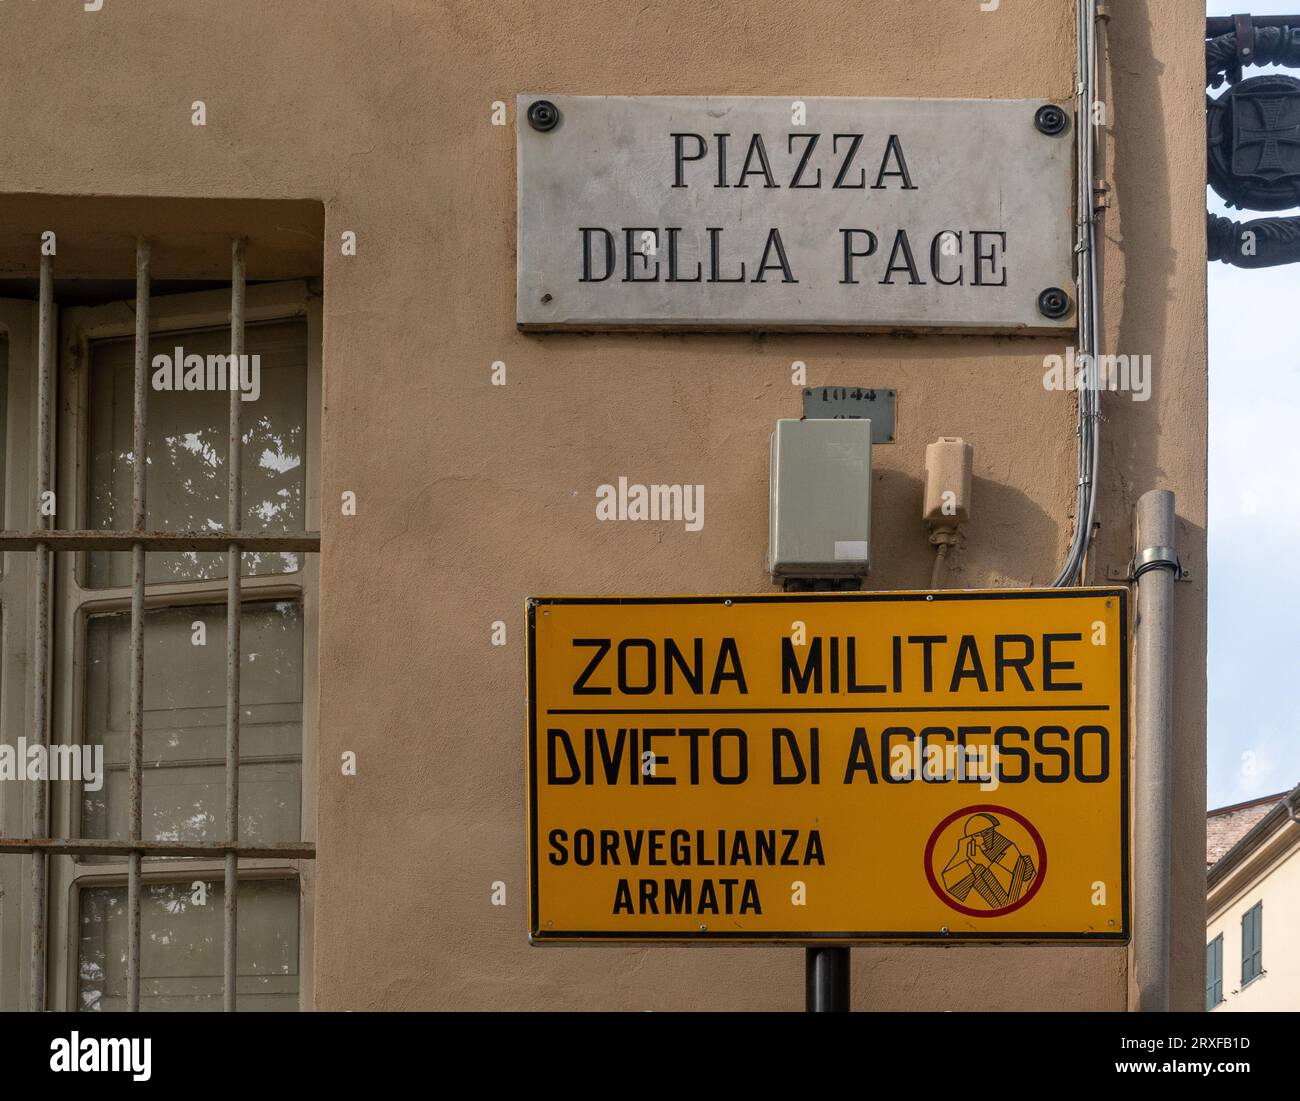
[{"left": 1052, "top": 0, "right": 1103, "bottom": 587}]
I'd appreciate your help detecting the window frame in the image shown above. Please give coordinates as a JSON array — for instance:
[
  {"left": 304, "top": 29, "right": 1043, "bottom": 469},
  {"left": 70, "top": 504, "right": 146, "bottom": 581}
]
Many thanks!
[
  {"left": 44, "top": 280, "right": 320, "bottom": 1012},
  {"left": 0, "top": 298, "right": 42, "bottom": 1011}
]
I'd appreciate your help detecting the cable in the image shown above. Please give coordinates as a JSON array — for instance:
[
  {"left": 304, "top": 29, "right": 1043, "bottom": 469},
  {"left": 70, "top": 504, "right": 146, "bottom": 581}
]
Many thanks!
[
  {"left": 931, "top": 541, "right": 950, "bottom": 589},
  {"left": 1051, "top": 0, "right": 1102, "bottom": 587}
]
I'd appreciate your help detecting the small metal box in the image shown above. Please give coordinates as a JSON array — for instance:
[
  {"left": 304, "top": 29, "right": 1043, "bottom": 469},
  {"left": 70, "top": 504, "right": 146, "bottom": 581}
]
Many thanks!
[{"left": 767, "top": 418, "right": 872, "bottom": 579}]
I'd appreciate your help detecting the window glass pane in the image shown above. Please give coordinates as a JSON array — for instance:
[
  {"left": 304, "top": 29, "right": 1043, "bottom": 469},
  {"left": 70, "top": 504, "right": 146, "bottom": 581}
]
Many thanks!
[
  {"left": 82, "top": 601, "right": 303, "bottom": 845},
  {"left": 87, "top": 319, "right": 307, "bottom": 587},
  {"left": 78, "top": 878, "right": 298, "bottom": 1011}
]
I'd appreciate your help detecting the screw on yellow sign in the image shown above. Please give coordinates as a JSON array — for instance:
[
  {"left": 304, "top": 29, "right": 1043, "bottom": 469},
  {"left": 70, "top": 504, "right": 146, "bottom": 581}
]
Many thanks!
[{"left": 526, "top": 589, "right": 1129, "bottom": 944}]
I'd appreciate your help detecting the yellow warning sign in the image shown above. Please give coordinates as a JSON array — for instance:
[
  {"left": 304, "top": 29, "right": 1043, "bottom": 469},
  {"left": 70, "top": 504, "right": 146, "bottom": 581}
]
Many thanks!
[{"left": 526, "top": 589, "right": 1129, "bottom": 944}]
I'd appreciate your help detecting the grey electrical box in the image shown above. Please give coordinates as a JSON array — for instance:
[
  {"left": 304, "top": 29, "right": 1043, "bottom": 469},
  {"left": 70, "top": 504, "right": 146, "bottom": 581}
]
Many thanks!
[{"left": 767, "top": 418, "right": 872, "bottom": 579}]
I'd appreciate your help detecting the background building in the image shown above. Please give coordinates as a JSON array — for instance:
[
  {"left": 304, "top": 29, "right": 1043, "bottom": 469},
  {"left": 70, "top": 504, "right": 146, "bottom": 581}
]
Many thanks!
[
  {"left": 0, "top": 0, "right": 1206, "bottom": 1011},
  {"left": 1206, "top": 784, "right": 1300, "bottom": 1011}
]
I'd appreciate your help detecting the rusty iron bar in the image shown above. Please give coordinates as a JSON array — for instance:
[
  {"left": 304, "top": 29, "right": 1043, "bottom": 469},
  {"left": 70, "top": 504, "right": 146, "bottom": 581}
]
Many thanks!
[
  {"left": 126, "top": 238, "right": 150, "bottom": 1012},
  {"left": 0, "top": 530, "right": 320, "bottom": 552},
  {"left": 0, "top": 839, "right": 315, "bottom": 859},
  {"left": 225, "top": 239, "right": 246, "bottom": 1012},
  {"left": 30, "top": 249, "right": 53, "bottom": 1012}
]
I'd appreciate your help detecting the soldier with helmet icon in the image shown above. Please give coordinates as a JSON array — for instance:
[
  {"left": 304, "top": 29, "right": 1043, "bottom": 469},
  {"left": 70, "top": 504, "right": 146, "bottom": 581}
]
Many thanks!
[{"left": 939, "top": 811, "right": 1037, "bottom": 909}]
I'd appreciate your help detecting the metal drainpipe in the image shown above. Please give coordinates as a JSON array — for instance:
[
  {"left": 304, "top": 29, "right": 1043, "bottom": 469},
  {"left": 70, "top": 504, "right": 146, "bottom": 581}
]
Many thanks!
[
  {"left": 1132, "top": 489, "right": 1177, "bottom": 1011},
  {"left": 1285, "top": 793, "right": 1300, "bottom": 827}
]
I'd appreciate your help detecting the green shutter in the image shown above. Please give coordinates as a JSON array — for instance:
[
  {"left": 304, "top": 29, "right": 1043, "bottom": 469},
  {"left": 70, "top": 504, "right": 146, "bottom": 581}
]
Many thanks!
[
  {"left": 1241, "top": 903, "right": 1263, "bottom": 985},
  {"left": 1205, "top": 935, "right": 1223, "bottom": 1008}
]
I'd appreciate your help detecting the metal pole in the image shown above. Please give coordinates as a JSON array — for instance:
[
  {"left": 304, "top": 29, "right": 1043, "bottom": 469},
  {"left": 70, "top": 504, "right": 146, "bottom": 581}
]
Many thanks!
[
  {"left": 1133, "top": 488, "right": 1176, "bottom": 1011},
  {"left": 224, "top": 238, "right": 245, "bottom": 1012},
  {"left": 127, "top": 238, "right": 150, "bottom": 1012},
  {"left": 30, "top": 250, "right": 53, "bottom": 1012},
  {"left": 805, "top": 947, "right": 850, "bottom": 1012},
  {"left": 786, "top": 576, "right": 854, "bottom": 1012}
]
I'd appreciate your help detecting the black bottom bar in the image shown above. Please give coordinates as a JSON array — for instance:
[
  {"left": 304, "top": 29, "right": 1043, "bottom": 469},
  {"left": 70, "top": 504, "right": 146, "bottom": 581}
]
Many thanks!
[
  {"left": 805, "top": 946, "right": 850, "bottom": 1012},
  {"left": 16, "top": 1009, "right": 1288, "bottom": 1084}
]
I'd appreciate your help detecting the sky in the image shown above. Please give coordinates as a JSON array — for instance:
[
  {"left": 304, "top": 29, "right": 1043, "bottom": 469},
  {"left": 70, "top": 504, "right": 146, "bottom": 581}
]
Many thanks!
[{"left": 1205, "top": 2, "right": 1300, "bottom": 807}]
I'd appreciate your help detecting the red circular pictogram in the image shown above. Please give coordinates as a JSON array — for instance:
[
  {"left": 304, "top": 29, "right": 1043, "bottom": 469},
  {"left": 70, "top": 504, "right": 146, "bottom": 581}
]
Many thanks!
[{"left": 923, "top": 804, "right": 1047, "bottom": 918}]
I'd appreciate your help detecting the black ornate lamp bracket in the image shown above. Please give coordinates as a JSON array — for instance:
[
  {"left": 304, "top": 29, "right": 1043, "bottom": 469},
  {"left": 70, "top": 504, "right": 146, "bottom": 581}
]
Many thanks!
[{"left": 1206, "top": 17, "right": 1300, "bottom": 267}]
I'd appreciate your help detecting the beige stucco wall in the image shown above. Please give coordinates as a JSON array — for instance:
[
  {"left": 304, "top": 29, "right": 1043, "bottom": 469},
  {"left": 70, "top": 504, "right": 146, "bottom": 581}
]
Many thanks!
[
  {"left": 1208, "top": 828, "right": 1300, "bottom": 1012},
  {"left": 0, "top": 0, "right": 1207, "bottom": 1010}
]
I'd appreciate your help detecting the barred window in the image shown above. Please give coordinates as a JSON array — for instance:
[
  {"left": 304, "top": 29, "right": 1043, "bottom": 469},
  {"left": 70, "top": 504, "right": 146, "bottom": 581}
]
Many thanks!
[{"left": 0, "top": 228, "right": 321, "bottom": 1013}]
